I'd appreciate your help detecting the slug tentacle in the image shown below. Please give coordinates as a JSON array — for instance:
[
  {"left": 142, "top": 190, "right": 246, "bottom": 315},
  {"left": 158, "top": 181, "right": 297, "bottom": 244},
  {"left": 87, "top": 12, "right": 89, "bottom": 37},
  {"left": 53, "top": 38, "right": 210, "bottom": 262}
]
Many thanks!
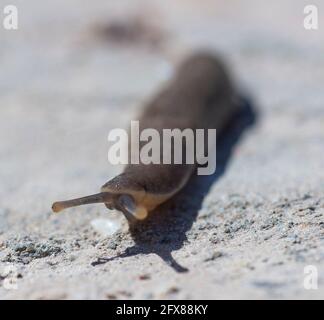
[{"left": 52, "top": 192, "right": 114, "bottom": 213}]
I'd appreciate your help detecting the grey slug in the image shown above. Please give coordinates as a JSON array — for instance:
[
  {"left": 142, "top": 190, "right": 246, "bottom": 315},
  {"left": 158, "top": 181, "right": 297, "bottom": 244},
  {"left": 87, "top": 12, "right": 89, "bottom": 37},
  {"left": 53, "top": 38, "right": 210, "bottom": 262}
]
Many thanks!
[{"left": 52, "top": 52, "right": 239, "bottom": 221}]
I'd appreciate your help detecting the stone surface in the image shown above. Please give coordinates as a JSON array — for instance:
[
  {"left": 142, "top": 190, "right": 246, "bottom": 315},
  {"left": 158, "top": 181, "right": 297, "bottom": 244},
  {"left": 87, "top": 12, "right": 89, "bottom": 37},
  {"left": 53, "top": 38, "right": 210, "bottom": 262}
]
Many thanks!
[{"left": 0, "top": 0, "right": 323, "bottom": 299}]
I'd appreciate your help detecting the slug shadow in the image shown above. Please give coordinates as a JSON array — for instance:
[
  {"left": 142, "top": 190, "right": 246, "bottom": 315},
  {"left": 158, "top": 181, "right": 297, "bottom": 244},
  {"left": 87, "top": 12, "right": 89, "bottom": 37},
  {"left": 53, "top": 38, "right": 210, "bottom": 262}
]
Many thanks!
[{"left": 92, "top": 96, "right": 257, "bottom": 272}]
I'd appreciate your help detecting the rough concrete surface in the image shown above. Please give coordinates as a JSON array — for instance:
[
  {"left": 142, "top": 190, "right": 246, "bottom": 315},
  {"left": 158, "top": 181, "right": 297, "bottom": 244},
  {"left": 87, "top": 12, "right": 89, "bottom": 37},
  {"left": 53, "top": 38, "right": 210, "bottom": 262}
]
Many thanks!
[{"left": 0, "top": 0, "right": 323, "bottom": 299}]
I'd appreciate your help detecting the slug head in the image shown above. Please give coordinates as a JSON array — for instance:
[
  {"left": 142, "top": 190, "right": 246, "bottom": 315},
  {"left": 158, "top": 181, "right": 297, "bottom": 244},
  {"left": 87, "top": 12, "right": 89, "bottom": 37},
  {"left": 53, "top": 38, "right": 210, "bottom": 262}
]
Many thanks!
[
  {"left": 100, "top": 174, "right": 148, "bottom": 221},
  {"left": 52, "top": 175, "right": 148, "bottom": 221}
]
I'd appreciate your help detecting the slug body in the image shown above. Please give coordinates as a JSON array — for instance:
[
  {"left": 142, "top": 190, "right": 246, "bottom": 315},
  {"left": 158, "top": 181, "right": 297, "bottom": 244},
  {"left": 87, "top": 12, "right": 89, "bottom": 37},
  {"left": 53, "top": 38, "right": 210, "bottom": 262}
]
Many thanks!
[{"left": 52, "top": 52, "right": 238, "bottom": 221}]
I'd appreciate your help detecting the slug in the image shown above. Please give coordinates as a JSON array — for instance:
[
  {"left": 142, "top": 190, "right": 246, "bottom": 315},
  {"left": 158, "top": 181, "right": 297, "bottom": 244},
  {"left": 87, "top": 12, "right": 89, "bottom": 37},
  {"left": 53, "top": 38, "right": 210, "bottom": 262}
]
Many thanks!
[{"left": 52, "top": 52, "right": 239, "bottom": 221}]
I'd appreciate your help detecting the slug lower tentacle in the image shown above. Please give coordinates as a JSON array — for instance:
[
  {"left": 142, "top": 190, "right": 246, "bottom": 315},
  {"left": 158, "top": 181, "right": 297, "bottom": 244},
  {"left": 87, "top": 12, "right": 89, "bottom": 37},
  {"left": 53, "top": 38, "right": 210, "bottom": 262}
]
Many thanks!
[{"left": 52, "top": 51, "right": 239, "bottom": 221}]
